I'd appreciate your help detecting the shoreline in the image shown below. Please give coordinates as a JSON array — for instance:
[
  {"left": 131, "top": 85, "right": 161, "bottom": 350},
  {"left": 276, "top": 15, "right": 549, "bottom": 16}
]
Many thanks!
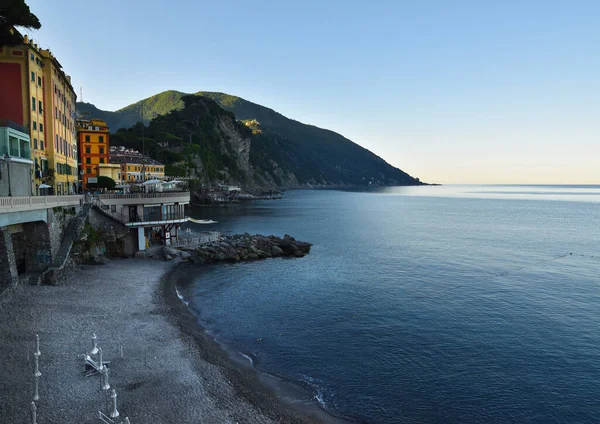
[
  {"left": 0, "top": 259, "right": 338, "bottom": 423},
  {"left": 162, "top": 261, "right": 353, "bottom": 424}
]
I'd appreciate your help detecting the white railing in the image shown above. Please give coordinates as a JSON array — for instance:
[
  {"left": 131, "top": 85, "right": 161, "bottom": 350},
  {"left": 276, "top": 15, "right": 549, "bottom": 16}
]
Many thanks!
[
  {"left": 98, "top": 192, "right": 190, "bottom": 200},
  {"left": 0, "top": 195, "right": 83, "bottom": 212}
]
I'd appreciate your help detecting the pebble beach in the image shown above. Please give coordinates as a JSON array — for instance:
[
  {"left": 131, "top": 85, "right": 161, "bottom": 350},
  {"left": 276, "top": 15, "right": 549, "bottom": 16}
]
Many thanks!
[{"left": 0, "top": 259, "right": 332, "bottom": 423}]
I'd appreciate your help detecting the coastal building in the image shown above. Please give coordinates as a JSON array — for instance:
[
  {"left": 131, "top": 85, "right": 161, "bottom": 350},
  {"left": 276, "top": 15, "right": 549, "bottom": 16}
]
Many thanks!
[
  {"left": 76, "top": 119, "right": 110, "bottom": 189},
  {"left": 0, "top": 122, "right": 33, "bottom": 196},
  {"left": 0, "top": 31, "right": 78, "bottom": 195},
  {"left": 109, "top": 146, "right": 165, "bottom": 183},
  {"left": 94, "top": 190, "right": 190, "bottom": 250}
]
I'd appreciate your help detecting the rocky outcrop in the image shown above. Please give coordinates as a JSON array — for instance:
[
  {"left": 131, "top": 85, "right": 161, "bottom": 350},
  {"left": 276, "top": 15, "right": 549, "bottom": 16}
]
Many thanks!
[{"left": 162, "top": 233, "right": 311, "bottom": 263}]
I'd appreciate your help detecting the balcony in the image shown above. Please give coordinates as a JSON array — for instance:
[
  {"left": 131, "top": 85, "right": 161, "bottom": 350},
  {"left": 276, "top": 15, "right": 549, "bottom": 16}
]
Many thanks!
[
  {"left": 93, "top": 192, "right": 190, "bottom": 226},
  {"left": 0, "top": 119, "right": 29, "bottom": 135},
  {"left": 97, "top": 191, "right": 190, "bottom": 205}
]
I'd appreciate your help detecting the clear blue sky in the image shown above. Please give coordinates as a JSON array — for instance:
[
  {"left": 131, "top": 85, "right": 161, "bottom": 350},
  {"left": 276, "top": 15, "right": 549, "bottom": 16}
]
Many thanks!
[{"left": 24, "top": 0, "right": 599, "bottom": 184}]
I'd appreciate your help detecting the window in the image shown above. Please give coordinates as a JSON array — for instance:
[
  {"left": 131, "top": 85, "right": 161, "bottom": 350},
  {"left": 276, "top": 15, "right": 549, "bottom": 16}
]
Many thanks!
[
  {"left": 85, "top": 135, "right": 90, "bottom": 142},
  {"left": 99, "top": 147, "right": 104, "bottom": 154},
  {"left": 85, "top": 147, "right": 90, "bottom": 154},
  {"left": 40, "top": 123, "right": 43, "bottom": 132},
  {"left": 33, "top": 122, "right": 37, "bottom": 130},
  {"left": 99, "top": 136, "right": 104, "bottom": 143},
  {"left": 38, "top": 76, "right": 42, "bottom": 86},
  {"left": 32, "top": 97, "right": 36, "bottom": 111},
  {"left": 55, "top": 134, "right": 58, "bottom": 148},
  {"left": 38, "top": 101, "right": 42, "bottom": 113},
  {"left": 40, "top": 140, "right": 44, "bottom": 150},
  {"left": 34, "top": 138, "right": 38, "bottom": 149},
  {"left": 30, "top": 53, "right": 34, "bottom": 61},
  {"left": 31, "top": 71, "right": 35, "bottom": 82},
  {"left": 100, "top": 158, "right": 105, "bottom": 164},
  {"left": 86, "top": 158, "right": 91, "bottom": 164},
  {"left": 86, "top": 167, "right": 92, "bottom": 174}
]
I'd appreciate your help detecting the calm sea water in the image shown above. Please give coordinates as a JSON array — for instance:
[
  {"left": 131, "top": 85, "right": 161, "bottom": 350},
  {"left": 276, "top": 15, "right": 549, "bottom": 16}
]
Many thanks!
[{"left": 178, "top": 185, "right": 600, "bottom": 423}]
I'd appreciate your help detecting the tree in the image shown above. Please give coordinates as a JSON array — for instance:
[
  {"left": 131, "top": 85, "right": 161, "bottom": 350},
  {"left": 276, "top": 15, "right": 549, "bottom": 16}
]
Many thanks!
[{"left": 0, "top": 0, "right": 41, "bottom": 47}]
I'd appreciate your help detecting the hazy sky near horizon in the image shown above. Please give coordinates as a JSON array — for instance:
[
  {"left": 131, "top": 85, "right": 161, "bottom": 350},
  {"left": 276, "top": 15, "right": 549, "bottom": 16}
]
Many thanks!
[{"left": 23, "top": 0, "right": 599, "bottom": 184}]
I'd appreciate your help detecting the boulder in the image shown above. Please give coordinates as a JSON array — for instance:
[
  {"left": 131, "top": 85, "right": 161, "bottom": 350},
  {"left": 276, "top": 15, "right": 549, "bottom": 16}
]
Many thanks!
[
  {"left": 271, "top": 245, "right": 284, "bottom": 257},
  {"left": 163, "top": 247, "right": 180, "bottom": 257}
]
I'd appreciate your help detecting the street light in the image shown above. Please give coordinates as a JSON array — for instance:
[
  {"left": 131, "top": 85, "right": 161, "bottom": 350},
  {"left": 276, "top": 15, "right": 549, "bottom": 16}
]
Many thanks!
[{"left": 3, "top": 153, "right": 12, "bottom": 197}]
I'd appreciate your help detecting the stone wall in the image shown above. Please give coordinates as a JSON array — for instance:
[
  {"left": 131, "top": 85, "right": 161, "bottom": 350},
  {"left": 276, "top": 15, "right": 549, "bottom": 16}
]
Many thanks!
[
  {"left": 23, "top": 221, "right": 52, "bottom": 273},
  {"left": 47, "top": 207, "right": 79, "bottom": 257},
  {"left": 0, "top": 206, "right": 80, "bottom": 291},
  {"left": 86, "top": 208, "right": 135, "bottom": 257},
  {"left": 0, "top": 227, "right": 18, "bottom": 287}
]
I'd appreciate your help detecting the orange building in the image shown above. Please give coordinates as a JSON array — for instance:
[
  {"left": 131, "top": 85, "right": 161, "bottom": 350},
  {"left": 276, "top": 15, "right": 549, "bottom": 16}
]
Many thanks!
[{"left": 76, "top": 119, "right": 109, "bottom": 190}]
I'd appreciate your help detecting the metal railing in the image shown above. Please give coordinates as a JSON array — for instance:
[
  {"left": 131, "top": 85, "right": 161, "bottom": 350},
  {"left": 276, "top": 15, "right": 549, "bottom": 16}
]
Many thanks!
[
  {"left": 0, "top": 119, "right": 29, "bottom": 134},
  {"left": 93, "top": 199, "right": 188, "bottom": 225}
]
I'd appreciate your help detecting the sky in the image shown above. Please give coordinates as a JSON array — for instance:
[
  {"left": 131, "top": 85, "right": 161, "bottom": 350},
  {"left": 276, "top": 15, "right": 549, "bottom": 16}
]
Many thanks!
[{"left": 23, "top": 0, "right": 600, "bottom": 184}]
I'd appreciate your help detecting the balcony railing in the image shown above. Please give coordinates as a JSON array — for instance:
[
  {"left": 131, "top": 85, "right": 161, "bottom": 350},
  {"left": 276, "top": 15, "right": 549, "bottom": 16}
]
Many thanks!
[
  {"left": 0, "top": 119, "right": 29, "bottom": 135},
  {"left": 98, "top": 192, "right": 190, "bottom": 200}
]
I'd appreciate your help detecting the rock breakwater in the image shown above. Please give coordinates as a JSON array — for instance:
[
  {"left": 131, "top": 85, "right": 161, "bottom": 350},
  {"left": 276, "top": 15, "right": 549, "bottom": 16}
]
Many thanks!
[{"left": 163, "top": 233, "right": 312, "bottom": 263}]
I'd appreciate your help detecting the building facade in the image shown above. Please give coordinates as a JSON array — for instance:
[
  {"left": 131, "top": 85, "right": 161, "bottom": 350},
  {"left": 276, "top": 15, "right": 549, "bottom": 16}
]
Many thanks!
[
  {"left": 76, "top": 119, "right": 110, "bottom": 189},
  {"left": 97, "top": 164, "right": 121, "bottom": 184},
  {"left": 109, "top": 146, "right": 165, "bottom": 183},
  {"left": 95, "top": 191, "right": 190, "bottom": 250},
  {"left": 0, "top": 32, "right": 78, "bottom": 195},
  {"left": 0, "top": 123, "right": 33, "bottom": 196}
]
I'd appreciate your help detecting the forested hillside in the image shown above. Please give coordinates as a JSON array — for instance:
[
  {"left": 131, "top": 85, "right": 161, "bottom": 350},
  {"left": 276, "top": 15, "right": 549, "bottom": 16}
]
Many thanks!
[{"left": 78, "top": 91, "right": 423, "bottom": 189}]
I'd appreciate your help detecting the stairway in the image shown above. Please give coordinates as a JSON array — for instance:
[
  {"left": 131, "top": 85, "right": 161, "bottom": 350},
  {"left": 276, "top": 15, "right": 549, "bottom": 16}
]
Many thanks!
[{"left": 43, "top": 202, "right": 93, "bottom": 283}]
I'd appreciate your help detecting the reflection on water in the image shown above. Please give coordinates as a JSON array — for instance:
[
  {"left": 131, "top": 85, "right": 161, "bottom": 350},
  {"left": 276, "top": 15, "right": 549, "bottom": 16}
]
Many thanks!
[{"left": 376, "top": 184, "right": 600, "bottom": 202}]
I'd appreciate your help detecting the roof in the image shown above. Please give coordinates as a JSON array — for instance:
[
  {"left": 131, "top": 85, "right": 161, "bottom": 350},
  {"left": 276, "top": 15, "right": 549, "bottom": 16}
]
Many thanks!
[
  {"left": 110, "top": 154, "right": 164, "bottom": 166},
  {"left": 109, "top": 145, "right": 164, "bottom": 166}
]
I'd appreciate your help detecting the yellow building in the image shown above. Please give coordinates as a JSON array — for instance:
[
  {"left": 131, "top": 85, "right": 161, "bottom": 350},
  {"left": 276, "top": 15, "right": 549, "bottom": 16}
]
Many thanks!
[
  {"left": 0, "top": 32, "right": 78, "bottom": 195},
  {"left": 109, "top": 146, "right": 165, "bottom": 183},
  {"left": 76, "top": 119, "right": 110, "bottom": 190},
  {"left": 98, "top": 164, "right": 121, "bottom": 184}
]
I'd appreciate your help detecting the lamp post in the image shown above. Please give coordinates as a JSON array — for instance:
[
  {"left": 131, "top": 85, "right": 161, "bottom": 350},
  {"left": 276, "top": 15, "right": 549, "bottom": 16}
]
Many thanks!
[
  {"left": 80, "top": 168, "right": 84, "bottom": 194},
  {"left": 3, "top": 153, "right": 12, "bottom": 197}
]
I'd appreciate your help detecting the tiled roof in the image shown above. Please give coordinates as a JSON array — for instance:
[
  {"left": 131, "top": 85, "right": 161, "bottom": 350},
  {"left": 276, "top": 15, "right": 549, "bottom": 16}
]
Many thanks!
[{"left": 110, "top": 154, "right": 164, "bottom": 166}]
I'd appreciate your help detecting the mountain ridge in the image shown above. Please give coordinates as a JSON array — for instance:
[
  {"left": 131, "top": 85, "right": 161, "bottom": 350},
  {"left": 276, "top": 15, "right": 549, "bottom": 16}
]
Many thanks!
[{"left": 76, "top": 90, "right": 424, "bottom": 189}]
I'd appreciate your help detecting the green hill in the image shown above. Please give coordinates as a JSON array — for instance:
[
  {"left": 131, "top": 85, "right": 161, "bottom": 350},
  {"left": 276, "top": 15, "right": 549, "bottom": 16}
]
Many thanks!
[{"left": 76, "top": 90, "right": 423, "bottom": 188}]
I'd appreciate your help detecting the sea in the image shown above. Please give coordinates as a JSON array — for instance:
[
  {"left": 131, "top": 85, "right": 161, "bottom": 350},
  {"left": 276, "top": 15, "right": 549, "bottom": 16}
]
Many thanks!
[{"left": 177, "top": 185, "right": 600, "bottom": 423}]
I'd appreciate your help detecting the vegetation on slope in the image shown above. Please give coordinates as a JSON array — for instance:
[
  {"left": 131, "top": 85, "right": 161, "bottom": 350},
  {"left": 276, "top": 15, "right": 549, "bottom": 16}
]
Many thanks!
[
  {"left": 110, "top": 95, "right": 250, "bottom": 183},
  {"left": 78, "top": 90, "right": 423, "bottom": 187}
]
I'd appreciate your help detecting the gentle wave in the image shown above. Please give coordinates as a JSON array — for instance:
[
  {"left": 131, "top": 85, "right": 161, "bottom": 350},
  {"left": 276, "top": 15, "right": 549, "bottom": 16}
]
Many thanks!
[
  {"left": 302, "top": 375, "right": 328, "bottom": 408},
  {"left": 239, "top": 352, "right": 254, "bottom": 365},
  {"left": 175, "top": 286, "right": 189, "bottom": 306}
]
